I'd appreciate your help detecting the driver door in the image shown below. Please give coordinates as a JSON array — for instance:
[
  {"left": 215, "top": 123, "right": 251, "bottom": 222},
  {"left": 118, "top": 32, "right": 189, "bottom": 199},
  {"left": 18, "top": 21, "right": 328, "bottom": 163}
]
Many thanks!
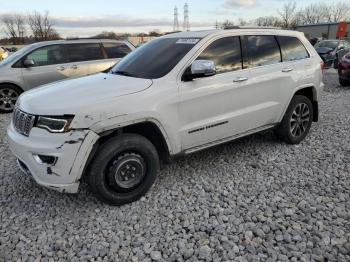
[
  {"left": 21, "top": 45, "right": 70, "bottom": 89},
  {"left": 178, "top": 36, "right": 250, "bottom": 150}
]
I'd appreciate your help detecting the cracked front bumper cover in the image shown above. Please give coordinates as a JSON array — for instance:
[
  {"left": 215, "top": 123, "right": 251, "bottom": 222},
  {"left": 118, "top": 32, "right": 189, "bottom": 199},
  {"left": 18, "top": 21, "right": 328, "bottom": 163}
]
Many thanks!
[{"left": 7, "top": 122, "right": 99, "bottom": 193}]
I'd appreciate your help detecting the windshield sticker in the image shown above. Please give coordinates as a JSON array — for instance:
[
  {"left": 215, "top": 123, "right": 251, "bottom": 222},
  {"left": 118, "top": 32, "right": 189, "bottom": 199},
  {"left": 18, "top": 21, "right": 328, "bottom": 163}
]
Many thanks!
[{"left": 176, "top": 39, "right": 200, "bottom": 44}]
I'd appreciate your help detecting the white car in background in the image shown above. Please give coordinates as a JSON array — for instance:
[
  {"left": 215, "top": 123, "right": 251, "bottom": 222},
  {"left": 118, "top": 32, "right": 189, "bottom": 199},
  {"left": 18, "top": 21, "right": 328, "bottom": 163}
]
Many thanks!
[
  {"left": 7, "top": 29, "right": 324, "bottom": 205},
  {"left": 0, "top": 39, "right": 134, "bottom": 113}
]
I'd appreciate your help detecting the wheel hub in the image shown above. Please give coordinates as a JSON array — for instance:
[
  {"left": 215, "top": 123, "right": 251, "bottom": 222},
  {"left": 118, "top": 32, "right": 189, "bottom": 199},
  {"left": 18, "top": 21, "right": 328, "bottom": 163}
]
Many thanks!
[
  {"left": 0, "top": 88, "right": 19, "bottom": 110},
  {"left": 290, "top": 103, "right": 310, "bottom": 137},
  {"left": 108, "top": 153, "right": 146, "bottom": 190}
]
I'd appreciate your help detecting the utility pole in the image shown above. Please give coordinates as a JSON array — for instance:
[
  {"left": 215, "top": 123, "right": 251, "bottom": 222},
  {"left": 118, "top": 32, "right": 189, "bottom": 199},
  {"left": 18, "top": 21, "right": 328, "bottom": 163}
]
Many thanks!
[
  {"left": 215, "top": 20, "right": 219, "bottom": 29},
  {"left": 183, "top": 3, "right": 190, "bottom": 31},
  {"left": 173, "top": 6, "right": 179, "bottom": 32}
]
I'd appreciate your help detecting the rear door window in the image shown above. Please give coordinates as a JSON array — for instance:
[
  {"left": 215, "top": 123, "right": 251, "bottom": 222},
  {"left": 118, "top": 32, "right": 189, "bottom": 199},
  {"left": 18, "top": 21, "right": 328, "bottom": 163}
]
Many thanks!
[
  {"left": 243, "top": 35, "right": 281, "bottom": 68},
  {"left": 196, "top": 36, "right": 242, "bottom": 74},
  {"left": 277, "top": 36, "right": 309, "bottom": 62},
  {"left": 103, "top": 43, "right": 132, "bottom": 58},
  {"left": 26, "top": 45, "right": 67, "bottom": 67},
  {"left": 66, "top": 43, "right": 104, "bottom": 62}
]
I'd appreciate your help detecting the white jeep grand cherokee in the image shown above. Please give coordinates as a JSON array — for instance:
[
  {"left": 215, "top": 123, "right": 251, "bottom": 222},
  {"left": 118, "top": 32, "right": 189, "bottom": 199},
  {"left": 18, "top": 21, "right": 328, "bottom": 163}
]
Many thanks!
[{"left": 7, "top": 29, "right": 324, "bottom": 205}]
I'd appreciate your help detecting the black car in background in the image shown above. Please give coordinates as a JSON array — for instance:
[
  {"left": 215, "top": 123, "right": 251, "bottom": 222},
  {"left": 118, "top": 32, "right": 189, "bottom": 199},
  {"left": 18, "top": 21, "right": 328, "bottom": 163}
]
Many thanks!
[
  {"left": 5, "top": 47, "right": 18, "bottom": 52},
  {"left": 338, "top": 52, "right": 350, "bottom": 86},
  {"left": 315, "top": 40, "right": 350, "bottom": 68}
]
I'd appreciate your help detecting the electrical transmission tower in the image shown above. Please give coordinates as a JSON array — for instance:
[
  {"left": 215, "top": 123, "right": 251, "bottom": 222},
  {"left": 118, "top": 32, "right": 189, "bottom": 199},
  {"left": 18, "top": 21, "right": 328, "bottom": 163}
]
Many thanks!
[
  {"left": 183, "top": 3, "right": 190, "bottom": 31},
  {"left": 173, "top": 6, "right": 179, "bottom": 32}
]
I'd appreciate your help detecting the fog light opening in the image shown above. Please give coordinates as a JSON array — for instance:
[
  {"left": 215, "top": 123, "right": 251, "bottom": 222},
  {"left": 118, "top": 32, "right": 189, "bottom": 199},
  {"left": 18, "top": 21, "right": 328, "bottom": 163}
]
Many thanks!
[{"left": 33, "top": 154, "right": 58, "bottom": 166}]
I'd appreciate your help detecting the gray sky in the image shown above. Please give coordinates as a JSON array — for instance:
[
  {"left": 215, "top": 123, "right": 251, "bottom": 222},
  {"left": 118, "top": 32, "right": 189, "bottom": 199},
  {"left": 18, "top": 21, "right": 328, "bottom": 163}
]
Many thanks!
[{"left": 0, "top": 0, "right": 345, "bottom": 37}]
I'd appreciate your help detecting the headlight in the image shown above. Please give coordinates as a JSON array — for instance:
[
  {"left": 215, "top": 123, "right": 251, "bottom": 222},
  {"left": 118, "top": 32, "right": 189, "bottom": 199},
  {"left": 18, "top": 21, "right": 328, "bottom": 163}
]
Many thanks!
[{"left": 35, "top": 116, "right": 74, "bottom": 133}]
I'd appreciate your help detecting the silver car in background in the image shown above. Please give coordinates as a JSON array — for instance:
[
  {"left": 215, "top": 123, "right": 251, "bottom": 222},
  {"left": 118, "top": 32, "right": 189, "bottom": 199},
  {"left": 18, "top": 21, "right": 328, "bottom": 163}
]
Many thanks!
[{"left": 0, "top": 39, "right": 134, "bottom": 113}]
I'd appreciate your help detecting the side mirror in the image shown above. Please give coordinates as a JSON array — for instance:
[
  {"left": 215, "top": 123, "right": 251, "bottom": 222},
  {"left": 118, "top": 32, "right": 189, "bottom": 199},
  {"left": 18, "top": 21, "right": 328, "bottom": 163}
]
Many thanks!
[
  {"left": 183, "top": 60, "right": 216, "bottom": 81},
  {"left": 23, "top": 59, "right": 35, "bottom": 67}
]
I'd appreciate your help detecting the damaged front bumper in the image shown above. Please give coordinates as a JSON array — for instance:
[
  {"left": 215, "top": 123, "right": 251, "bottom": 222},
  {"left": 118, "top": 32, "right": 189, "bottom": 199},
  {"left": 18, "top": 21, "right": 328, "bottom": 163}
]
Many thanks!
[{"left": 7, "top": 123, "right": 99, "bottom": 193}]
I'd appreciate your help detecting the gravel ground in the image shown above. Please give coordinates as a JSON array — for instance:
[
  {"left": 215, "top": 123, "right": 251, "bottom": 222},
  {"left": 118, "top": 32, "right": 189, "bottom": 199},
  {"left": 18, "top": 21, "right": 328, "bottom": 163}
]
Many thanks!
[{"left": 1, "top": 69, "right": 349, "bottom": 261}]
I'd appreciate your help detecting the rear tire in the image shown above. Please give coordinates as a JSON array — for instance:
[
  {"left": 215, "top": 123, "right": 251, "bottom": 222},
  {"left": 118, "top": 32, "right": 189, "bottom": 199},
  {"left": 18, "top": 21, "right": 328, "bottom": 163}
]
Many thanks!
[
  {"left": 87, "top": 134, "right": 159, "bottom": 206},
  {"left": 0, "top": 84, "right": 22, "bottom": 113},
  {"left": 275, "top": 95, "right": 313, "bottom": 144}
]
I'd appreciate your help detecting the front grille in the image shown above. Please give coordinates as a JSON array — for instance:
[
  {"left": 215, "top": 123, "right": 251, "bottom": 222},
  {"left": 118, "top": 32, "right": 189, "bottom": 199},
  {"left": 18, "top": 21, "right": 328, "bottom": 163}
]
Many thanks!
[{"left": 13, "top": 108, "right": 35, "bottom": 136}]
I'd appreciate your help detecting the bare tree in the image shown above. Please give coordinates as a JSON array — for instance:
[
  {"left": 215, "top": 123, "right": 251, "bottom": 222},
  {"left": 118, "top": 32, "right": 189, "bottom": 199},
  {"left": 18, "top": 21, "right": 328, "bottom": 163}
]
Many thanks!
[
  {"left": 255, "top": 16, "right": 282, "bottom": 27},
  {"left": 93, "top": 31, "right": 118, "bottom": 39},
  {"left": 278, "top": 1, "right": 297, "bottom": 29},
  {"left": 238, "top": 18, "right": 247, "bottom": 26},
  {"left": 221, "top": 20, "right": 235, "bottom": 29},
  {"left": 298, "top": 3, "right": 328, "bottom": 25},
  {"left": 325, "top": 1, "right": 350, "bottom": 22},
  {"left": 28, "top": 11, "right": 60, "bottom": 41},
  {"left": 1, "top": 13, "right": 26, "bottom": 44}
]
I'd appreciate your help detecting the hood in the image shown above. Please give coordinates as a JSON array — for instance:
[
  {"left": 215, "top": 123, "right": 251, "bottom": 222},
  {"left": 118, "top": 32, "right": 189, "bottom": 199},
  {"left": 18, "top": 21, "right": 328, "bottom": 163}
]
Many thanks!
[
  {"left": 315, "top": 47, "right": 334, "bottom": 55},
  {"left": 18, "top": 73, "right": 153, "bottom": 115}
]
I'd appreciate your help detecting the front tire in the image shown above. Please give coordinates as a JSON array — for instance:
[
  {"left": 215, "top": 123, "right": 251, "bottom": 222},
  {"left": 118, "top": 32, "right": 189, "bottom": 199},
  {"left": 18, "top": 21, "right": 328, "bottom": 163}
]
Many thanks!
[
  {"left": 275, "top": 95, "right": 313, "bottom": 144},
  {"left": 87, "top": 134, "right": 159, "bottom": 205}
]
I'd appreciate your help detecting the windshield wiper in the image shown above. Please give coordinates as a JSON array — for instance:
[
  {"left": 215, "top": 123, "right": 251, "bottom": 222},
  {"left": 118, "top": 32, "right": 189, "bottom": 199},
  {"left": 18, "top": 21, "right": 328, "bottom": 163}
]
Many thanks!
[{"left": 113, "top": 70, "right": 137, "bottom": 77}]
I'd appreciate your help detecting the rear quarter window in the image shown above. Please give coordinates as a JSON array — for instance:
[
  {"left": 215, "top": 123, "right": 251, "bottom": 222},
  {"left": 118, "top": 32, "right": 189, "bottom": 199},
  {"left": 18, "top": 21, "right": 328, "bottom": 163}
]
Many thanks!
[{"left": 277, "top": 36, "right": 309, "bottom": 62}]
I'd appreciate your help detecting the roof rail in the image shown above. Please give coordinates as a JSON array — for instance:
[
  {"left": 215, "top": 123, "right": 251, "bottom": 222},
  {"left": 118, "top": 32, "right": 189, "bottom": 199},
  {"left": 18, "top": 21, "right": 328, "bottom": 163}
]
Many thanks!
[{"left": 224, "top": 26, "right": 282, "bottom": 30}]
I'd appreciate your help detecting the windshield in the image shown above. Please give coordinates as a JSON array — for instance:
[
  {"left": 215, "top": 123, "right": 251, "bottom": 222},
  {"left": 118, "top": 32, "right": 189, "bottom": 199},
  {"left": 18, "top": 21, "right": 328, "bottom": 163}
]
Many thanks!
[
  {"left": 111, "top": 37, "right": 201, "bottom": 79},
  {"left": 0, "top": 45, "right": 33, "bottom": 67},
  {"left": 315, "top": 41, "right": 339, "bottom": 49}
]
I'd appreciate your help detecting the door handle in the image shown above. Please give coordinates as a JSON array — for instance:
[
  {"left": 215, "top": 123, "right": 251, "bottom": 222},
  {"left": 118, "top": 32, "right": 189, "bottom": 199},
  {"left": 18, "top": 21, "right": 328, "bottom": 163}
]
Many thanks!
[
  {"left": 282, "top": 68, "right": 293, "bottom": 72},
  {"left": 71, "top": 65, "right": 78, "bottom": 69},
  {"left": 56, "top": 66, "right": 65, "bottom": 71},
  {"left": 233, "top": 77, "right": 248, "bottom": 82}
]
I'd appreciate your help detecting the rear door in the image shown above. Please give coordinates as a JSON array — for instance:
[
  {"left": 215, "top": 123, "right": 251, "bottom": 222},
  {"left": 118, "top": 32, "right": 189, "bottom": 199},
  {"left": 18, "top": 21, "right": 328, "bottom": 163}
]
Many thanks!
[
  {"left": 65, "top": 43, "right": 105, "bottom": 78},
  {"left": 21, "top": 45, "right": 69, "bottom": 88},
  {"left": 276, "top": 35, "right": 312, "bottom": 115},
  {"left": 240, "top": 35, "right": 296, "bottom": 126},
  {"left": 100, "top": 42, "right": 133, "bottom": 71}
]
